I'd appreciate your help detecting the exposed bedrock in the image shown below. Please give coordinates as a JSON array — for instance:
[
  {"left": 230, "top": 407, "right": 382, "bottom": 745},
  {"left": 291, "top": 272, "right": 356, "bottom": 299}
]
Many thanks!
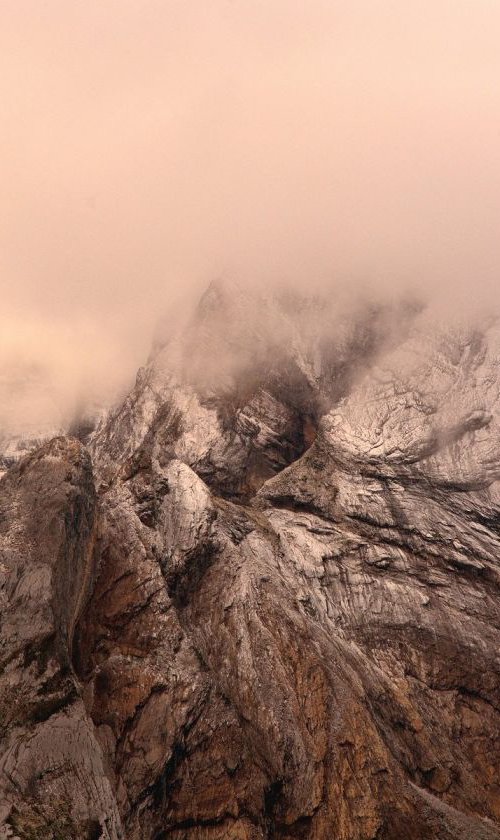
[
  {"left": 0, "top": 438, "right": 123, "bottom": 838},
  {"left": 1, "top": 285, "right": 500, "bottom": 838}
]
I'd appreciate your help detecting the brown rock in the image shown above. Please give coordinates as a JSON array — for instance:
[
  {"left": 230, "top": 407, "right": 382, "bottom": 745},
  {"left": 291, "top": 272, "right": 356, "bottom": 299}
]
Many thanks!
[{"left": 2, "top": 288, "right": 500, "bottom": 839}]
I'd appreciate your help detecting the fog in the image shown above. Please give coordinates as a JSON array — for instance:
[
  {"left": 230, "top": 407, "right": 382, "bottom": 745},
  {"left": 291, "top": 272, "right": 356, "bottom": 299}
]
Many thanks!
[{"left": 1, "top": 1, "right": 500, "bottom": 432}]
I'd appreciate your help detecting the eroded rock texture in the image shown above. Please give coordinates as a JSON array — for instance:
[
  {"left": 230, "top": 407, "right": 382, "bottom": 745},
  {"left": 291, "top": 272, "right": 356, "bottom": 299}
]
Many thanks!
[
  {"left": 1, "top": 283, "right": 500, "bottom": 839},
  {"left": 0, "top": 439, "right": 123, "bottom": 838}
]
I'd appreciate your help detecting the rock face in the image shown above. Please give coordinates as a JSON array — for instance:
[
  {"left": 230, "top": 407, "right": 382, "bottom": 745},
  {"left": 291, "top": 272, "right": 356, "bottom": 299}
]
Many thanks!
[
  {"left": 0, "top": 438, "right": 123, "bottom": 838},
  {"left": 1, "top": 282, "right": 500, "bottom": 839}
]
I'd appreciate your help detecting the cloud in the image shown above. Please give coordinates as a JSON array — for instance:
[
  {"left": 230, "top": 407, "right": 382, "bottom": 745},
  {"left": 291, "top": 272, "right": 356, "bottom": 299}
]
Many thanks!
[{"left": 1, "top": 0, "right": 499, "bottom": 428}]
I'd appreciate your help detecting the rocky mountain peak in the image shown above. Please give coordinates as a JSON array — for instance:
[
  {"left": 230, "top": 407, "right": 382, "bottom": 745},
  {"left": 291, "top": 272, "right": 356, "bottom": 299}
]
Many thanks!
[
  {"left": 1, "top": 284, "right": 500, "bottom": 839},
  {"left": 89, "top": 283, "right": 422, "bottom": 501}
]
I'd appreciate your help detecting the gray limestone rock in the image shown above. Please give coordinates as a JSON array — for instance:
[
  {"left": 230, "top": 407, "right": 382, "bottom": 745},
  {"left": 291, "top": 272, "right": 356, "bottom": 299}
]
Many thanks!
[{"left": 1, "top": 284, "right": 500, "bottom": 839}]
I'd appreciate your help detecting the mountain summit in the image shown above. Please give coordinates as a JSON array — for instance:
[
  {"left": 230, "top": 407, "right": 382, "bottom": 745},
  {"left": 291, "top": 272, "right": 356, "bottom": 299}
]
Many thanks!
[{"left": 1, "top": 284, "right": 500, "bottom": 839}]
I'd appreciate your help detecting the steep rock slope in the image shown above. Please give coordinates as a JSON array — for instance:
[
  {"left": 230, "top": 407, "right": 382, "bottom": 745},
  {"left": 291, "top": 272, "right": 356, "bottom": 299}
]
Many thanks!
[
  {"left": 1, "top": 284, "right": 500, "bottom": 839},
  {"left": 0, "top": 439, "right": 123, "bottom": 838}
]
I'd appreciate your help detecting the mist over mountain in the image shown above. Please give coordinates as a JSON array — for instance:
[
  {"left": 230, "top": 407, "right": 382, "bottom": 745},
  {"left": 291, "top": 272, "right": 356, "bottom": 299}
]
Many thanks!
[
  {"left": 2, "top": 3, "right": 500, "bottom": 839},
  {"left": 1, "top": 0, "right": 500, "bottom": 437},
  {"left": 2, "top": 277, "right": 500, "bottom": 838}
]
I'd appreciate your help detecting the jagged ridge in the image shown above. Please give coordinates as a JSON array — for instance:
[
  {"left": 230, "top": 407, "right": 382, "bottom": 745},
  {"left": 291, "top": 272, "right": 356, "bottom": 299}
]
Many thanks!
[{"left": 1, "top": 284, "right": 500, "bottom": 839}]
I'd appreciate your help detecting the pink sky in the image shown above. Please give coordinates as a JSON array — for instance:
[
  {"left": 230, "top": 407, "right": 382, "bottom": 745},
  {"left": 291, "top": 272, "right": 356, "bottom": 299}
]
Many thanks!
[{"left": 1, "top": 1, "right": 499, "bottom": 418}]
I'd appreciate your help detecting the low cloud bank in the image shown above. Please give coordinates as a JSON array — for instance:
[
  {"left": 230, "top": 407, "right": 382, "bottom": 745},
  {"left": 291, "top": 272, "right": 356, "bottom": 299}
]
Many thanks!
[{"left": 1, "top": 1, "right": 499, "bottom": 431}]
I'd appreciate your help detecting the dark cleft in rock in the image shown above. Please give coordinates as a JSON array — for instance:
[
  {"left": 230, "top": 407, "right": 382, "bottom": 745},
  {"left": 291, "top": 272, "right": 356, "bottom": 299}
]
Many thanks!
[{"left": 0, "top": 437, "right": 123, "bottom": 838}]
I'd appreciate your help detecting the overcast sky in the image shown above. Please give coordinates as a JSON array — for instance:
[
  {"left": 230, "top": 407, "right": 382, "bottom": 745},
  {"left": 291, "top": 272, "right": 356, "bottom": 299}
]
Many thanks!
[{"left": 1, "top": 1, "right": 499, "bottom": 421}]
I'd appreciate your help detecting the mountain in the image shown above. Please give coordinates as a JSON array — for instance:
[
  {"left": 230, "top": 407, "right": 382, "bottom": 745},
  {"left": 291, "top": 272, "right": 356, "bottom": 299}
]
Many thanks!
[
  {"left": 1, "top": 282, "right": 500, "bottom": 840},
  {"left": 0, "top": 363, "right": 64, "bottom": 477}
]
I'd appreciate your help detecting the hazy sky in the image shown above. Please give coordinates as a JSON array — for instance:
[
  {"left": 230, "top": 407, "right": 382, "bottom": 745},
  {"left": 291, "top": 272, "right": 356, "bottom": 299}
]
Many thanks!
[{"left": 1, "top": 1, "right": 500, "bottom": 422}]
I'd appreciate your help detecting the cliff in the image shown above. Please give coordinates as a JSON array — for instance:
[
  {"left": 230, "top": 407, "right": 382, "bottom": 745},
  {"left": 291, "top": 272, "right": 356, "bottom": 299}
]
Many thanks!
[{"left": 1, "top": 284, "right": 499, "bottom": 839}]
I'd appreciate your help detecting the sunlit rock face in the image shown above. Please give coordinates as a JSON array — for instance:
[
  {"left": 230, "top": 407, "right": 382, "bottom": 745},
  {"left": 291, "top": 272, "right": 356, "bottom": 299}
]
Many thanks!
[{"left": 1, "top": 282, "right": 500, "bottom": 840}]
